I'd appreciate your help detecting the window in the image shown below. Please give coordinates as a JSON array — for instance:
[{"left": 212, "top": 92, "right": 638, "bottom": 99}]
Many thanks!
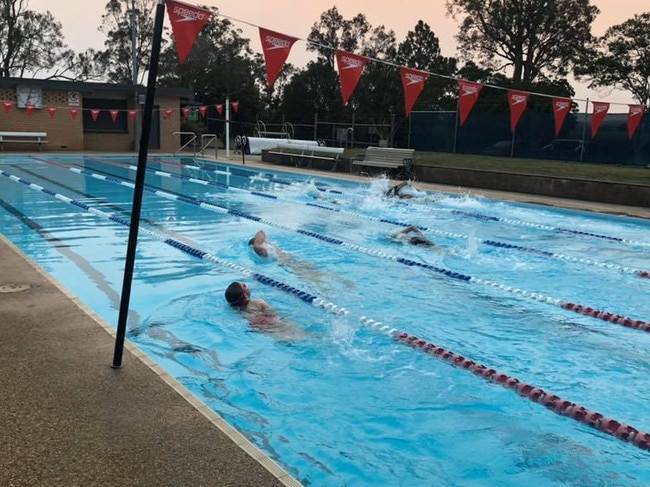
[{"left": 82, "top": 98, "right": 128, "bottom": 133}]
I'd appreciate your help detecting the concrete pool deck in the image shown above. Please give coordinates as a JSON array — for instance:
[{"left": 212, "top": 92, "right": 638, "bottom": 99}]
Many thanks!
[{"left": 1, "top": 152, "right": 648, "bottom": 486}]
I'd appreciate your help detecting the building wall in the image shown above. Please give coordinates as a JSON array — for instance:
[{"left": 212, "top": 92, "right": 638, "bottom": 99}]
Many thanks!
[{"left": 0, "top": 87, "right": 182, "bottom": 153}]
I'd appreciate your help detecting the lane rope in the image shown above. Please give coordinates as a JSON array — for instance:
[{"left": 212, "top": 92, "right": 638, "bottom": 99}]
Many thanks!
[
  {"left": 24, "top": 160, "right": 650, "bottom": 335},
  {"left": 1, "top": 166, "right": 648, "bottom": 453}
]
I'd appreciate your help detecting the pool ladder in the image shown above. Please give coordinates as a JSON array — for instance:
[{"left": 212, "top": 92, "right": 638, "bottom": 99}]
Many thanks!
[{"left": 173, "top": 132, "right": 219, "bottom": 158}]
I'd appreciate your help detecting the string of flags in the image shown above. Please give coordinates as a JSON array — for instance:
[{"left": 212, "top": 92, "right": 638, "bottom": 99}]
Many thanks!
[
  {"left": 1, "top": 100, "right": 239, "bottom": 120},
  {"left": 1, "top": 0, "right": 646, "bottom": 140}
]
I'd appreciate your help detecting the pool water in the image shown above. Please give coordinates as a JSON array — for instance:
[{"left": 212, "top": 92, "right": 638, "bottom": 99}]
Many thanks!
[{"left": 1, "top": 154, "right": 649, "bottom": 486}]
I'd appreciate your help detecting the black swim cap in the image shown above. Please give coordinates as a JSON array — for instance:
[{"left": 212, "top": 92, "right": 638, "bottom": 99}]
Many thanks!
[{"left": 225, "top": 282, "right": 245, "bottom": 306}]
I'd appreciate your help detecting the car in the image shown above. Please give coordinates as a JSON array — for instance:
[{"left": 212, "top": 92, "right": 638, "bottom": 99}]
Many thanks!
[{"left": 542, "top": 139, "right": 613, "bottom": 163}]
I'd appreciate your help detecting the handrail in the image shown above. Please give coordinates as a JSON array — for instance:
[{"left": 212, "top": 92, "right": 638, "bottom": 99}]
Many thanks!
[
  {"left": 199, "top": 133, "right": 218, "bottom": 158},
  {"left": 173, "top": 131, "right": 197, "bottom": 156}
]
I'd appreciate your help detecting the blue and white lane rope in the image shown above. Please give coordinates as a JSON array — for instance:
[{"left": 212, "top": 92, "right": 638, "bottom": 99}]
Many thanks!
[
  {"left": 70, "top": 157, "right": 650, "bottom": 280},
  {"left": 2, "top": 167, "right": 649, "bottom": 454},
  {"left": 452, "top": 209, "right": 650, "bottom": 247},
  {"left": 24, "top": 162, "right": 650, "bottom": 334}
]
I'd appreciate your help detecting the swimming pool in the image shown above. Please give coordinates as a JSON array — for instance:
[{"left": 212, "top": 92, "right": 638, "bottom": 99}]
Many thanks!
[{"left": 1, "top": 154, "right": 649, "bottom": 486}]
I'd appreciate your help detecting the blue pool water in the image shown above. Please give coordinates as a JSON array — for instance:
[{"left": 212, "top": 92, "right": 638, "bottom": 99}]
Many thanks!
[{"left": 1, "top": 154, "right": 649, "bottom": 486}]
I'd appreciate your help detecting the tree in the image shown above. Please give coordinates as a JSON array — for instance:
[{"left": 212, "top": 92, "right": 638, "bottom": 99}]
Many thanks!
[
  {"left": 575, "top": 12, "right": 650, "bottom": 107},
  {"left": 0, "top": 0, "right": 72, "bottom": 78},
  {"left": 95, "top": 0, "right": 158, "bottom": 84},
  {"left": 157, "top": 8, "right": 263, "bottom": 132},
  {"left": 307, "top": 7, "right": 371, "bottom": 69},
  {"left": 397, "top": 20, "right": 457, "bottom": 111},
  {"left": 446, "top": 0, "right": 599, "bottom": 83}
]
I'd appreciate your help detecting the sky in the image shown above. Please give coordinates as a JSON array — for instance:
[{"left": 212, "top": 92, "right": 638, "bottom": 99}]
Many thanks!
[{"left": 29, "top": 0, "right": 646, "bottom": 111}]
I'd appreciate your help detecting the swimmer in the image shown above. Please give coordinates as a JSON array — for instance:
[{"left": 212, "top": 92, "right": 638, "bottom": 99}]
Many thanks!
[{"left": 391, "top": 225, "right": 442, "bottom": 253}]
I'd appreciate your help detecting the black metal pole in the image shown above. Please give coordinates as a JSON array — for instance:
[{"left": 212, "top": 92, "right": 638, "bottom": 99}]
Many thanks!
[{"left": 112, "top": 0, "right": 165, "bottom": 368}]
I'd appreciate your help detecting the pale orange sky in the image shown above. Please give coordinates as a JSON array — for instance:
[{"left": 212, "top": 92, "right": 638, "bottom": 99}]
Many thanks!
[{"left": 29, "top": 0, "right": 647, "bottom": 109}]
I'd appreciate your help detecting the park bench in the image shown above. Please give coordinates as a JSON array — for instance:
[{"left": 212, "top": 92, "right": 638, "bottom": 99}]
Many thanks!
[
  {"left": 352, "top": 146, "right": 415, "bottom": 179},
  {"left": 266, "top": 143, "right": 345, "bottom": 171},
  {"left": 0, "top": 131, "right": 48, "bottom": 151}
]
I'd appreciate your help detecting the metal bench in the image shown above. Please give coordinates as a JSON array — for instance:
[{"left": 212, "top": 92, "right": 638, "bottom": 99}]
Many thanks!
[
  {"left": 352, "top": 147, "right": 415, "bottom": 179},
  {"left": 0, "top": 131, "right": 48, "bottom": 151},
  {"left": 266, "top": 143, "right": 345, "bottom": 170}
]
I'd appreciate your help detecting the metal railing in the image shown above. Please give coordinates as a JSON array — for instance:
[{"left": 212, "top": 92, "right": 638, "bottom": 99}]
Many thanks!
[
  {"left": 173, "top": 131, "right": 197, "bottom": 156},
  {"left": 199, "top": 133, "right": 218, "bottom": 158}
]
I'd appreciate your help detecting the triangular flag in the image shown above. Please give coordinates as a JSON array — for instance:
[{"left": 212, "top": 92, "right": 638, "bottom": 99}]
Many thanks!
[
  {"left": 335, "top": 50, "right": 367, "bottom": 105},
  {"left": 552, "top": 98, "right": 572, "bottom": 136},
  {"left": 231, "top": 101, "right": 239, "bottom": 113},
  {"left": 164, "top": 108, "right": 173, "bottom": 119},
  {"left": 457, "top": 80, "right": 483, "bottom": 126},
  {"left": 25, "top": 104, "right": 35, "bottom": 116},
  {"left": 591, "top": 101, "right": 609, "bottom": 138},
  {"left": 165, "top": 0, "right": 212, "bottom": 64},
  {"left": 216, "top": 104, "right": 223, "bottom": 116},
  {"left": 110, "top": 110, "right": 119, "bottom": 122},
  {"left": 259, "top": 27, "right": 297, "bottom": 88},
  {"left": 199, "top": 105, "right": 207, "bottom": 118},
  {"left": 70, "top": 108, "right": 80, "bottom": 120},
  {"left": 627, "top": 104, "right": 645, "bottom": 140},
  {"left": 182, "top": 107, "right": 190, "bottom": 118},
  {"left": 3, "top": 101, "right": 13, "bottom": 114},
  {"left": 90, "top": 109, "right": 100, "bottom": 121},
  {"left": 400, "top": 67, "right": 429, "bottom": 116},
  {"left": 47, "top": 107, "right": 57, "bottom": 118},
  {"left": 128, "top": 110, "right": 137, "bottom": 121},
  {"left": 507, "top": 90, "right": 529, "bottom": 132}
]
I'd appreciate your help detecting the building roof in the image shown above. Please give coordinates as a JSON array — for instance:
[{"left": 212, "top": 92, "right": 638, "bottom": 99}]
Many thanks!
[{"left": 0, "top": 77, "right": 192, "bottom": 99}]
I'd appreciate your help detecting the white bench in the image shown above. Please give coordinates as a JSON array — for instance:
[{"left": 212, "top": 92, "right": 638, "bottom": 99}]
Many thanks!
[
  {"left": 0, "top": 131, "right": 48, "bottom": 151},
  {"left": 352, "top": 147, "right": 415, "bottom": 179},
  {"left": 266, "top": 143, "right": 345, "bottom": 170}
]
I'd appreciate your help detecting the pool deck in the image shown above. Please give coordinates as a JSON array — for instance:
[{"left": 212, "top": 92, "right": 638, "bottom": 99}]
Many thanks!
[{"left": 1, "top": 152, "right": 648, "bottom": 486}]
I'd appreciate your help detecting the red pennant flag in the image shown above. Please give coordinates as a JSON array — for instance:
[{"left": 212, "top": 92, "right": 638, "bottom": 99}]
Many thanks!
[
  {"left": 591, "top": 101, "right": 609, "bottom": 138},
  {"left": 165, "top": 0, "right": 212, "bottom": 64},
  {"left": 552, "top": 97, "right": 572, "bottom": 136},
  {"left": 164, "top": 108, "right": 173, "bottom": 119},
  {"left": 259, "top": 27, "right": 297, "bottom": 88},
  {"left": 199, "top": 105, "right": 207, "bottom": 118},
  {"left": 216, "top": 104, "right": 223, "bottom": 116},
  {"left": 627, "top": 104, "right": 645, "bottom": 140},
  {"left": 3, "top": 101, "right": 13, "bottom": 114},
  {"left": 507, "top": 90, "right": 529, "bottom": 132},
  {"left": 400, "top": 67, "right": 429, "bottom": 116},
  {"left": 90, "top": 109, "right": 100, "bottom": 121},
  {"left": 336, "top": 50, "right": 367, "bottom": 105},
  {"left": 231, "top": 101, "right": 239, "bottom": 113},
  {"left": 70, "top": 108, "right": 80, "bottom": 120},
  {"left": 182, "top": 107, "right": 190, "bottom": 118},
  {"left": 128, "top": 110, "right": 137, "bottom": 121},
  {"left": 457, "top": 80, "right": 483, "bottom": 126},
  {"left": 25, "top": 104, "right": 35, "bottom": 116},
  {"left": 110, "top": 110, "right": 119, "bottom": 122},
  {"left": 47, "top": 107, "right": 57, "bottom": 118}
]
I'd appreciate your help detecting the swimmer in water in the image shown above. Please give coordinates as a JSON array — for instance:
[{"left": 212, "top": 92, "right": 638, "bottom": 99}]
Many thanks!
[
  {"left": 391, "top": 225, "right": 443, "bottom": 253},
  {"left": 224, "top": 281, "right": 309, "bottom": 339}
]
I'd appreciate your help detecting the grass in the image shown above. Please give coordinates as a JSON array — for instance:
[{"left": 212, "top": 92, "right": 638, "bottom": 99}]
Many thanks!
[{"left": 344, "top": 149, "right": 650, "bottom": 186}]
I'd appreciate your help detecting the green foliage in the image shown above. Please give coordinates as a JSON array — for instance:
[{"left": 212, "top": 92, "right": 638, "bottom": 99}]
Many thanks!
[
  {"left": 575, "top": 12, "right": 650, "bottom": 107},
  {"left": 0, "top": 0, "right": 71, "bottom": 78},
  {"left": 446, "top": 0, "right": 599, "bottom": 82}
]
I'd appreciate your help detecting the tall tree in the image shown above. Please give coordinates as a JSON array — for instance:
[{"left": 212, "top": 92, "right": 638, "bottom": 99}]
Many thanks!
[
  {"left": 307, "top": 7, "right": 371, "bottom": 68},
  {"left": 0, "top": 0, "right": 71, "bottom": 78},
  {"left": 575, "top": 12, "right": 650, "bottom": 107},
  {"left": 95, "top": 0, "right": 158, "bottom": 84},
  {"left": 446, "top": 0, "right": 599, "bottom": 83},
  {"left": 157, "top": 9, "right": 263, "bottom": 128},
  {"left": 397, "top": 20, "right": 457, "bottom": 111}
]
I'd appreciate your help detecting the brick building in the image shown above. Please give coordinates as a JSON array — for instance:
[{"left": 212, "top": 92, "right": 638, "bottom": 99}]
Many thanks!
[{"left": 0, "top": 77, "right": 192, "bottom": 152}]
